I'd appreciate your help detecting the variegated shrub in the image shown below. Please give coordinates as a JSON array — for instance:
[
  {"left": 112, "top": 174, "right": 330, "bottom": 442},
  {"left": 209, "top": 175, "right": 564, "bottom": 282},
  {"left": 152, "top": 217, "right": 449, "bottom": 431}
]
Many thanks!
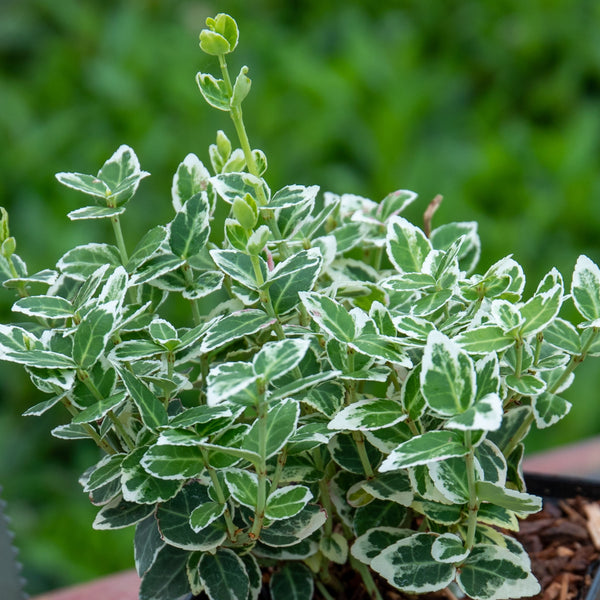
[{"left": 2, "top": 13, "right": 600, "bottom": 600}]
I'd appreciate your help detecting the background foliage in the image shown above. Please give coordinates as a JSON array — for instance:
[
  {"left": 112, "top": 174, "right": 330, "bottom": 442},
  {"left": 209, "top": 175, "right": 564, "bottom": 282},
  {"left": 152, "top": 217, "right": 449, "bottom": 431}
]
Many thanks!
[{"left": 1, "top": 0, "right": 599, "bottom": 593}]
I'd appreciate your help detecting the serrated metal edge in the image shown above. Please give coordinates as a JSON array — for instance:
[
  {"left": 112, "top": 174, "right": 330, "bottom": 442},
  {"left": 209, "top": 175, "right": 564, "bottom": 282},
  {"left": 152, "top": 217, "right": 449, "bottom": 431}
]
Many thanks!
[{"left": 0, "top": 485, "right": 28, "bottom": 599}]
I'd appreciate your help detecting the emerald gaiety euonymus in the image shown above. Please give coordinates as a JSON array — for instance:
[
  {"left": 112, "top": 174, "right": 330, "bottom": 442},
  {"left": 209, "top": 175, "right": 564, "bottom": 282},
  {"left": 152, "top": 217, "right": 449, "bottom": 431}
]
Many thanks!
[{"left": 1, "top": 13, "right": 599, "bottom": 600}]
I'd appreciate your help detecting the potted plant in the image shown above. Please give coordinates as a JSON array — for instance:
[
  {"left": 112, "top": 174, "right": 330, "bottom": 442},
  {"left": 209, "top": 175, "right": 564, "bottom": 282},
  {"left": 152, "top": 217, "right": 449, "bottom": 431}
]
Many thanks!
[{"left": 1, "top": 12, "right": 600, "bottom": 600}]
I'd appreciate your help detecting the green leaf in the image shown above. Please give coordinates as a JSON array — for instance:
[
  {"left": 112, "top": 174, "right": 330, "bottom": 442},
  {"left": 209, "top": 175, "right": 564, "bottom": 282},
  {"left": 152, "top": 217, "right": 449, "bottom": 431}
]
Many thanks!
[
  {"left": 169, "top": 193, "right": 210, "bottom": 259},
  {"left": 196, "top": 72, "right": 230, "bottom": 111},
  {"left": 73, "top": 304, "right": 116, "bottom": 369},
  {"left": 572, "top": 255, "right": 600, "bottom": 322},
  {"left": 68, "top": 205, "right": 126, "bottom": 220},
  {"left": 210, "top": 249, "right": 266, "bottom": 290},
  {"left": 142, "top": 445, "right": 204, "bottom": 480},
  {"left": 428, "top": 457, "right": 470, "bottom": 504},
  {"left": 93, "top": 495, "right": 154, "bottom": 530},
  {"left": 82, "top": 453, "right": 126, "bottom": 492},
  {"left": 421, "top": 330, "right": 476, "bottom": 416},
  {"left": 319, "top": 532, "right": 348, "bottom": 565},
  {"left": 300, "top": 292, "right": 355, "bottom": 343},
  {"left": 190, "top": 501, "right": 225, "bottom": 532},
  {"left": 519, "top": 283, "right": 563, "bottom": 337},
  {"left": 199, "top": 549, "right": 249, "bottom": 600},
  {"left": 243, "top": 399, "right": 299, "bottom": 458},
  {"left": 1, "top": 348, "right": 76, "bottom": 370},
  {"left": 431, "top": 533, "right": 469, "bottom": 563},
  {"left": 266, "top": 249, "right": 322, "bottom": 314},
  {"left": 393, "top": 315, "right": 434, "bottom": 343},
  {"left": 130, "top": 253, "right": 186, "bottom": 286},
  {"left": 122, "top": 448, "right": 183, "bottom": 504},
  {"left": 139, "top": 545, "right": 190, "bottom": 600},
  {"left": 56, "top": 172, "right": 110, "bottom": 197},
  {"left": 224, "top": 469, "right": 258, "bottom": 509},
  {"left": 361, "top": 472, "right": 413, "bottom": 506},
  {"left": 167, "top": 405, "right": 233, "bottom": 429},
  {"left": 271, "top": 371, "right": 341, "bottom": 403},
  {"left": 259, "top": 504, "right": 327, "bottom": 547},
  {"left": 157, "top": 482, "right": 226, "bottom": 551},
  {"left": 349, "top": 334, "right": 412, "bottom": 367},
  {"left": 110, "top": 340, "right": 163, "bottom": 361},
  {"left": 98, "top": 145, "right": 148, "bottom": 203},
  {"left": 57, "top": 243, "right": 121, "bottom": 280},
  {"left": 457, "top": 544, "right": 540, "bottom": 600},
  {"left": 329, "top": 434, "right": 382, "bottom": 475},
  {"left": 13, "top": 295, "right": 74, "bottom": 320},
  {"left": 505, "top": 374, "right": 546, "bottom": 396},
  {"left": 380, "top": 430, "right": 468, "bottom": 471},
  {"left": 72, "top": 391, "right": 127, "bottom": 424},
  {"left": 445, "top": 393, "right": 503, "bottom": 432},
  {"left": 267, "top": 184, "right": 319, "bottom": 210},
  {"left": 371, "top": 533, "right": 456, "bottom": 594},
  {"left": 206, "top": 361, "right": 258, "bottom": 406},
  {"left": 328, "top": 399, "right": 406, "bottom": 431},
  {"left": 126, "top": 226, "right": 168, "bottom": 273},
  {"left": 431, "top": 221, "right": 481, "bottom": 274},
  {"left": 300, "top": 382, "right": 345, "bottom": 417},
  {"left": 115, "top": 365, "right": 168, "bottom": 430},
  {"left": 532, "top": 391, "right": 572, "bottom": 429},
  {"left": 253, "top": 338, "right": 309, "bottom": 380},
  {"left": 266, "top": 485, "right": 312, "bottom": 520},
  {"left": 543, "top": 318, "right": 581, "bottom": 354},
  {"left": 134, "top": 516, "right": 164, "bottom": 579},
  {"left": 386, "top": 216, "right": 431, "bottom": 273},
  {"left": 269, "top": 563, "right": 314, "bottom": 600},
  {"left": 476, "top": 481, "right": 542, "bottom": 514},
  {"left": 199, "top": 309, "right": 274, "bottom": 354},
  {"left": 171, "top": 154, "right": 211, "bottom": 212},
  {"left": 455, "top": 325, "right": 514, "bottom": 354},
  {"left": 351, "top": 527, "right": 412, "bottom": 566}
]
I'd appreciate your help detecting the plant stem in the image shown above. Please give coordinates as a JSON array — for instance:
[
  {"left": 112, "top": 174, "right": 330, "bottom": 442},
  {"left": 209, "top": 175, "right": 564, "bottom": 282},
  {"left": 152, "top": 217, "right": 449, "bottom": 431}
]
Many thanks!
[
  {"left": 182, "top": 263, "right": 202, "bottom": 326},
  {"left": 111, "top": 215, "right": 129, "bottom": 265},
  {"left": 61, "top": 396, "right": 116, "bottom": 455},
  {"left": 464, "top": 431, "right": 479, "bottom": 550},
  {"left": 201, "top": 449, "right": 238, "bottom": 541},
  {"left": 352, "top": 430, "right": 375, "bottom": 480},
  {"left": 315, "top": 581, "right": 337, "bottom": 600},
  {"left": 350, "top": 556, "right": 384, "bottom": 600},
  {"left": 250, "top": 391, "right": 269, "bottom": 539},
  {"left": 269, "top": 447, "right": 287, "bottom": 493}
]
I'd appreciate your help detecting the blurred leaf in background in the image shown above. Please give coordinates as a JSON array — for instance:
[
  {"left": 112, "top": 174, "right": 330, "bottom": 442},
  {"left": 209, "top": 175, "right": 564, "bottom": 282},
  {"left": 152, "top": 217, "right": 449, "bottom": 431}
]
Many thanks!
[{"left": 1, "top": 0, "right": 599, "bottom": 593}]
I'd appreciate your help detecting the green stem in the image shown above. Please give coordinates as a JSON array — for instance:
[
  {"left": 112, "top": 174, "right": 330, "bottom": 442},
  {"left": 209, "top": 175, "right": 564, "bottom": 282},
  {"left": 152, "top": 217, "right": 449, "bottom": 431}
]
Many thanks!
[
  {"left": 182, "top": 263, "right": 202, "bottom": 326},
  {"left": 503, "top": 327, "right": 599, "bottom": 459},
  {"left": 352, "top": 430, "right": 375, "bottom": 480},
  {"left": 250, "top": 390, "right": 269, "bottom": 539},
  {"left": 464, "top": 431, "right": 479, "bottom": 550},
  {"left": 79, "top": 370, "right": 135, "bottom": 451},
  {"left": 315, "top": 581, "right": 337, "bottom": 600},
  {"left": 111, "top": 216, "right": 129, "bottom": 265},
  {"left": 514, "top": 337, "right": 523, "bottom": 378},
  {"left": 269, "top": 448, "right": 287, "bottom": 494},
  {"left": 61, "top": 397, "right": 116, "bottom": 455},
  {"left": 350, "top": 557, "right": 384, "bottom": 600},
  {"left": 202, "top": 449, "right": 238, "bottom": 541}
]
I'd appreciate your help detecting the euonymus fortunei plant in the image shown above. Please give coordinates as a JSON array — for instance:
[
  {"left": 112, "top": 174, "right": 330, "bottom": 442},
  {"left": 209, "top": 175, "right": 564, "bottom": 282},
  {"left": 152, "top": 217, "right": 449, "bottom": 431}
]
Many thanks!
[{"left": 2, "top": 13, "right": 600, "bottom": 600}]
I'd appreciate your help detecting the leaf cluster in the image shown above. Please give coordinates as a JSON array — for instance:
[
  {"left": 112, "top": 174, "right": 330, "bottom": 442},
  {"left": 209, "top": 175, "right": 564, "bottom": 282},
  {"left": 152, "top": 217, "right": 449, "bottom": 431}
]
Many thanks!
[{"left": 2, "top": 13, "right": 600, "bottom": 600}]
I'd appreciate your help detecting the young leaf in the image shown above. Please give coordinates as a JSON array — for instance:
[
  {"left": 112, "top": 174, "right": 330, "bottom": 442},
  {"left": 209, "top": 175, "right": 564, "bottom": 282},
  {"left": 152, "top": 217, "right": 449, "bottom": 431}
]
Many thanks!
[
  {"left": 519, "top": 283, "right": 563, "bottom": 337},
  {"left": 115, "top": 364, "right": 168, "bottom": 430},
  {"left": 386, "top": 216, "right": 431, "bottom": 273},
  {"left": 571, "top": 255, "right": 600, "bottom": 322},
  {"left": 455, "top": 326, "right": 514, "bottom": 355},
  {"left": 259, "top": 504, "right": 327, "bottom": 547},
  {"left": 56, "top": 172, "right": 110, "bottom": 198},
  {"left": 266, "top": 249, "right": 322, "bottom": 314},
  {"left": 196, "top": 73, "right": 231, "bottom": 111},
  {"left": 190, "top": 501, "right": 226, "bottom": 532},
  {"left": 421, "top": 330, "right": 476, "bottom": 417},
  {"left": 206, "top": 361, "right": 258, "bottom": 406},
  {"left": 428, "top": 457, "right": 470, "bottom": 504},
  {"left": 431, "top": 533, "right": 469, "bottom": 563},
  {"left": 351, "top": 527, "right": 412, "bottom": 565},
  {"left": 57, "top": 243, "right": 122, "bottom": 280},
  {"left": 142, "top": 445, "right": 205, "bottom": 480},
  {"left": 319, "top": 532, "right": 348, "bottom": 564},
  {"left": 210, "top": 249, "right": 266, "bottom": 290},
  {"left": 68, "top": 206, "right": 126, "bottom": 220},
  {"left": 361, "top": 471, "right": 413, "bottom": 506},
  {"left": 532, "top": 392, "right": 572, "bottom": 429},
  {"left": 267, "top": 185, "right": 319, "bottom": 210},
  {"left": 169, "top": 193, "right": 210, "bottom": 259},
  {"left": 253, "top": 338, "right": 309, "bottom": 381},
  {"left": 445, "top": 393, "right": 503, "bottom": 431},
  {"left": 300, "top": 292, "right": 355, "bottom": 343},
  {"left": 73, "top": 304, "right": 116, "bottom": 370},
  {"left": 476, "top": 481, "right": 542, "bottom": 514},
  {"left": 171, "top": 154, "right": 211, "bottom": 212},
  {"left": 199, "top": 310, "right": 274, "bottom": 354},
  {"left": 269, "top": 563, "right": 314, "bottom": 600}
]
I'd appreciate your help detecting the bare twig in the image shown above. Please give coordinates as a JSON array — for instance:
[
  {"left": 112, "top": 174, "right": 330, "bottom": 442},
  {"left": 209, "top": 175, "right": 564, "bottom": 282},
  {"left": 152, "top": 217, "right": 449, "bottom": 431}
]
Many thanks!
[{"left": 423, "top": 194, "right": 443, "bottom": 238}]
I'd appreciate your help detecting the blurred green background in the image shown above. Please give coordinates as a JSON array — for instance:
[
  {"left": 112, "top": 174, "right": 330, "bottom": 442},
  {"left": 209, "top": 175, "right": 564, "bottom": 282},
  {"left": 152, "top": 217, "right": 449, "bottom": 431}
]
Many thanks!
[{"left": 1, "top": 0, "right": 599, "bottom": 594}]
